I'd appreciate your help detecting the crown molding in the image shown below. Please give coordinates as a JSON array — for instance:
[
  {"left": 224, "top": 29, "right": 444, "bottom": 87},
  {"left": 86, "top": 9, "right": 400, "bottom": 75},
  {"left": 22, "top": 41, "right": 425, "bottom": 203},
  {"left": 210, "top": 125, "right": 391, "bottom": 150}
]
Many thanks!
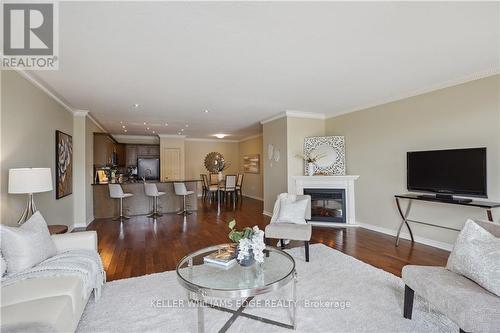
[
  {"left": 16, "top": 69, "right": 74, "bottom": 114},
  {"left": 239, "top": 133, "right": 263, "bottom": 142},
  {"left": 260, "top": 110, "right": 326, "bottom": 124},
  {"left": 86, "top": 113, "right": 107, "bottom": 132},
  {"left": 73, "top": 110, "right": 88, "bottom": 117},
  {"left": 158, "top": 134, "right": 186, "bottom": 139},
  {"left": 111, "top": 134, "right": 160, "bottom": 144},
  {"left": 327, "top": 68, "right": 500, "bottom": 119},
  {"left": 185, "top": 137, "right": 239, "bottom": 143}
]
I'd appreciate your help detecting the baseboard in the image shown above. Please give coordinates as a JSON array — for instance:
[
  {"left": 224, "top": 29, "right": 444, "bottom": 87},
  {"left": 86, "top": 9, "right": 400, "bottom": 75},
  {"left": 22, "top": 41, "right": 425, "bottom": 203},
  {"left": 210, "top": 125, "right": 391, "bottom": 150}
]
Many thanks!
[
  {"left": 262, "top": 210, "right": 272, "bottom": 217},
  {"left": 242, "top": 194, "right": 263, "bottom": 201},
  {"left": 86, "top": 215, "right": 94, "bottom": 226},
  {"left": 358, "top": 222, "right": 453, "bottom": 251}
]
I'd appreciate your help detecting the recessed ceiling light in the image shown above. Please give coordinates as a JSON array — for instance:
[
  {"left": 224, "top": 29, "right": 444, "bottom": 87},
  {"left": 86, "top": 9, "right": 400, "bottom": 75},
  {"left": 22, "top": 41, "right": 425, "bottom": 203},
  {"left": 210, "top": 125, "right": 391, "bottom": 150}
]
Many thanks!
[
  {"left": 185, "top": 124, "right": 189, "bottom": 128},
  {"left": 122, "top": 125, "right": 126, "bottom": 129},
  {"left": 133, "top": 104, "right": 141, "bottom": 108},
  {"left": 120, "top": 121, "right": 123, "bottom": 124},
  {"left": 214, "top": 134, "right": 227, "bottom": 139},
  {"left": 152, "top": 131, "right": 156, "bottom": 134},
  {"left": 178, "top": 132, "right": 182, "bottom": 135},
  {"left": 143, "top": 122, "right": 147, "bottom": 125},
  {"left": 124, "top": 129, "right": 127, "bottom": 133},
  {"left": 165, "top": 123, "right": 168, "bottom": 126},
  {"left": 204, "top": 109, "right": 209, "bottom": 113},
  {"left": 146, "top": 127, "right": 150, "bottom": 130}
]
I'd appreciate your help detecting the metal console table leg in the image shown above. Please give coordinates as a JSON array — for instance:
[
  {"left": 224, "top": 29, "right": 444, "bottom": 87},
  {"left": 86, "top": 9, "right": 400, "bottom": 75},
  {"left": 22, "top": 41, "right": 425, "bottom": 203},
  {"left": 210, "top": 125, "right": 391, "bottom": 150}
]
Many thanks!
[{"left": 395, "top": 197, "right": 415, "bottom": 246}]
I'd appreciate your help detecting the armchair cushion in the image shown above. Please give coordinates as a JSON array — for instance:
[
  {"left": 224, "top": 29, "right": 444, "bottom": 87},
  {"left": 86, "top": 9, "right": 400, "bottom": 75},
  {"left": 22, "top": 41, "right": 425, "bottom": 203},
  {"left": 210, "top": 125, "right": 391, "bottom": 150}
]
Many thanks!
[
  {"left": 265, "top": 223, "right": 312, "bottom": 241},
  {"left": 402, "top": 265, "right": 500, "bottom": 333},
  {"left": 446, "top": 219, "right": 500, "bottom": 296}
]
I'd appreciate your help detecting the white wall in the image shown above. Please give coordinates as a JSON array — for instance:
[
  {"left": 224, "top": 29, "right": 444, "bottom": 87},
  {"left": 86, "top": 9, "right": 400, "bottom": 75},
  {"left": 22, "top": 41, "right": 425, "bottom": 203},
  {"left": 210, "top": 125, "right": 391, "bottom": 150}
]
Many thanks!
[
  {"left": 326, "top": 74, "right": 500, "bottom": 249},
  {"left": 1, "top": 71, "right": 74, "bottom": 227}
]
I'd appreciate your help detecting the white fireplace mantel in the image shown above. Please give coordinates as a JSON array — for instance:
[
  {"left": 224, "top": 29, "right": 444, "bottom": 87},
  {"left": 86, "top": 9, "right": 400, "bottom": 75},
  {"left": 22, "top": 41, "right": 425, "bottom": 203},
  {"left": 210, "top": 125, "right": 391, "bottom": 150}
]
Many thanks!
[{"left": 293, "top": 175, "right": 359, "bottom": 226}]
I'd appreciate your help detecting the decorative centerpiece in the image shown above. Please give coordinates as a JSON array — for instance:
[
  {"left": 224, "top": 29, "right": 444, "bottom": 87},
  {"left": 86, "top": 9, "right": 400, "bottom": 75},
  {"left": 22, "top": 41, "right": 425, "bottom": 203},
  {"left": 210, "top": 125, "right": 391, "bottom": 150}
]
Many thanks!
[
  {"left": 204, "top": 152, "right": 231, "bottom": 180},
  {"left": 228, "top": 220, "right": 265, "bottom": 266},
  {"left": 296, "top": 153, "right": 326, "bottom": 176}
]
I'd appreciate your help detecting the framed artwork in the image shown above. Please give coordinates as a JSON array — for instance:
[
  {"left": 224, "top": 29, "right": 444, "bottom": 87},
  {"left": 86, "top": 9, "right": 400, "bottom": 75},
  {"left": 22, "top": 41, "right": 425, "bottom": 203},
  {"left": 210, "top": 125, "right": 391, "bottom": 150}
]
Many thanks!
[
  {"left": 304, "top": 136, "right": 346, "bottom": 175},
  {"left": 55, "top": 130, "right": 73, "bottom": 199},
  {"left": 243, "top": 154, "right": 260, "bottom": 174}
]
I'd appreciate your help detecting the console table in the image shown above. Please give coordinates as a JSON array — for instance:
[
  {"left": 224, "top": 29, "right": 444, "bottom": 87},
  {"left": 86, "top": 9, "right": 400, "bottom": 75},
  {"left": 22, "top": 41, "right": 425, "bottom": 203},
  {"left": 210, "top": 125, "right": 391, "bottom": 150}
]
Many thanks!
[{"left": 394, "top": 194, "right": 500, "bottom": 246}]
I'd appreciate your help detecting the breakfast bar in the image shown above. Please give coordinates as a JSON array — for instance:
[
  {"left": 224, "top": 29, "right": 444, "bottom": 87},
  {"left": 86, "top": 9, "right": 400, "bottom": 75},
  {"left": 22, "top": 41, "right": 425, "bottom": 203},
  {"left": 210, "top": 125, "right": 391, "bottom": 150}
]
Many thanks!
[{"left": 92, "top": 180, "right": 199, "bottom": 219}]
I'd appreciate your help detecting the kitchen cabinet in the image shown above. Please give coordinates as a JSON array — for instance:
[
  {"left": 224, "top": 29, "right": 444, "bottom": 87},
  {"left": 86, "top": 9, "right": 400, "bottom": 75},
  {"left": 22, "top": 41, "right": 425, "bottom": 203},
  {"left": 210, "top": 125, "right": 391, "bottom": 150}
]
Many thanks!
[
  {"left": 126, "top": 145, "right": 138, "bottom": 166},
  {"left": 94, "top": 133, "right": 125, "bottom": 166},
  {"left": 124, "top": 144, "right": 159, "bottom": 167}
]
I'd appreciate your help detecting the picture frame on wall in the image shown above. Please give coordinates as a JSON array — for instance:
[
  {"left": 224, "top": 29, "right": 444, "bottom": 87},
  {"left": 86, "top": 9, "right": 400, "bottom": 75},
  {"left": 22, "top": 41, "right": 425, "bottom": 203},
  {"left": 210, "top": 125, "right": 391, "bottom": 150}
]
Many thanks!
[
  {"left": 243, "top": 154, "right": 260, "bottom": 174},
  {"left": 55, "top": 130, "right": 73, "bottom": 199}
]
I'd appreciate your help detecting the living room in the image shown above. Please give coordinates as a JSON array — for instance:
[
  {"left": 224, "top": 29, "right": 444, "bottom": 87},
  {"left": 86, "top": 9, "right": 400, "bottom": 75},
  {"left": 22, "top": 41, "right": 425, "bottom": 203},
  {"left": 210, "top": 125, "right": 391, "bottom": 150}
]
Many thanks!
[{"left": 1, "top": 1, "right": 499, "bottom": 332}]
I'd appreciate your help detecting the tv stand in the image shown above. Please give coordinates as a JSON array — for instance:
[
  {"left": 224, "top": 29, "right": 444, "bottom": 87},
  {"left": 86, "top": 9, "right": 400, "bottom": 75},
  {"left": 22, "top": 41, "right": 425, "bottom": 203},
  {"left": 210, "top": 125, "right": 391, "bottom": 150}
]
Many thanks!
[
  {"left": 394, "top": 193, "right": 500, "bottom": 247},
  {"left": 417, "top": 194, "right": 472, "bottom": 204}
]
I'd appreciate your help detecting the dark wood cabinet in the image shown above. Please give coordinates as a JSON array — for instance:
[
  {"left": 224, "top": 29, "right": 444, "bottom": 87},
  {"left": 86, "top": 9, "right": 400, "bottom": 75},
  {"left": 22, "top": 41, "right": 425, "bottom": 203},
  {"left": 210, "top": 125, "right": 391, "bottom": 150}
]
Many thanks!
[
  {"left": 126, "top": 145, "right": 138, "bottom": 166},
  {"left": 124, "top": 144, "right": 159, "bottom": 167},
  {"left": 94, "top": 133, "right": 125, "bottom": 167}
]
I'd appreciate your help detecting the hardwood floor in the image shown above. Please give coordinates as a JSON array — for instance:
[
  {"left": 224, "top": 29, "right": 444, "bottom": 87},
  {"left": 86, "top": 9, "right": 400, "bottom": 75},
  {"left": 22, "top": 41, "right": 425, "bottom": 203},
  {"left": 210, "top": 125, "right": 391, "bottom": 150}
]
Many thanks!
[{"left": 87, "top": 197, "right": 450, "bottom": 281}]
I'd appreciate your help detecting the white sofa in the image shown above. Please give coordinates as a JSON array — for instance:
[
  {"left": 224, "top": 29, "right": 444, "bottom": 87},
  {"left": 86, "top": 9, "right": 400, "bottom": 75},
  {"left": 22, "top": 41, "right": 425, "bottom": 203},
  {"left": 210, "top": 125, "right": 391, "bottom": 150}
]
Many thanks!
[{"left": 1, "top": 231, "right": 99, "bottom": 333}]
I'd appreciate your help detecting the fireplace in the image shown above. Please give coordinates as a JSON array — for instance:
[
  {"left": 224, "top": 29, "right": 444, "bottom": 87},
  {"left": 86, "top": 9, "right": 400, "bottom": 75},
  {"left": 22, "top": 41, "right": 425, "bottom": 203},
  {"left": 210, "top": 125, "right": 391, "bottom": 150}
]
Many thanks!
[{"left": 303, "top": 188, "right": 346, "bottom": 223}]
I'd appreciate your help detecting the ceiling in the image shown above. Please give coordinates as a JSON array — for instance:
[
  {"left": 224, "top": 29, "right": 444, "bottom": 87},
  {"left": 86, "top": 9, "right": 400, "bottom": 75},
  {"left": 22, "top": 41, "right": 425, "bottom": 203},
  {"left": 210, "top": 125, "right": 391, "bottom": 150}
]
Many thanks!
[{"left": 31, "top": 1, "right": 499, "bottom": 140}]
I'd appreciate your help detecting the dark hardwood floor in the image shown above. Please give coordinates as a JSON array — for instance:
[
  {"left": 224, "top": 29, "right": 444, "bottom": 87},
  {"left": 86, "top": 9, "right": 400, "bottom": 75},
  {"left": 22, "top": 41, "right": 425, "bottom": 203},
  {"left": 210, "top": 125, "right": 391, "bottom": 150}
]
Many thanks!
[{"left": 87, "top": 197, "right": 450, "bottom": 281}]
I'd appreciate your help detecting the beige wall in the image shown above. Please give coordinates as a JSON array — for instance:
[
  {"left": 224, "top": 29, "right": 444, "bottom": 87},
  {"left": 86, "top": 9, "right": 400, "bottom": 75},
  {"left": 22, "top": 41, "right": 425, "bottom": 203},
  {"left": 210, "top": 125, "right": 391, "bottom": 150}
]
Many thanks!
[
  {"left": 1, "top": 71, "right": 74, "bottom": 227},
  {"left": 263, "top": 117, "right": 288, "bottom": 213},
  {"left": 326, "top": 74, "right": 500, "bottom": 248},
  {"left": 185, "top": 139, "right": 240, "bottom": 194},
  {"left": 238, "top": 136, "right": 263, "bottom": 200},
  {"left": 286, "top": 117, "right": 325, "bottom": 193}
]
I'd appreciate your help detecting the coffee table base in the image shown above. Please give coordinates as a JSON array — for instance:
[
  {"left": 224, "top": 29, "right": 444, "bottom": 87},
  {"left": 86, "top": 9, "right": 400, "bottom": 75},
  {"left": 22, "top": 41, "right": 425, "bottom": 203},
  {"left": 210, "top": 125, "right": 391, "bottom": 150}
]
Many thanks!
[{"left": 189, "top": 273, "right": 297, "bottom": 333}]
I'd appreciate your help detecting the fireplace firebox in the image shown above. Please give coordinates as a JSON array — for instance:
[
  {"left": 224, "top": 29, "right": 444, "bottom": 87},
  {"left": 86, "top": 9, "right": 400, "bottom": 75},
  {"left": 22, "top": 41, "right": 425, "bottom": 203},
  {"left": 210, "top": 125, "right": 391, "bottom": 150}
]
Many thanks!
[{"left": 303, "top": 188, "right": 346, "bottom": 223}]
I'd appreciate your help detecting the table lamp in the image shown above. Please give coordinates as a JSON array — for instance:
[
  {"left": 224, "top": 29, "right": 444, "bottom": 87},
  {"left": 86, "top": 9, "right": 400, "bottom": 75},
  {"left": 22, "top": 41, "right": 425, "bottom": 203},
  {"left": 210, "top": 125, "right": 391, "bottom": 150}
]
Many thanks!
[{"left": 8, "top": 168, "right": 53, "bottom": 224}]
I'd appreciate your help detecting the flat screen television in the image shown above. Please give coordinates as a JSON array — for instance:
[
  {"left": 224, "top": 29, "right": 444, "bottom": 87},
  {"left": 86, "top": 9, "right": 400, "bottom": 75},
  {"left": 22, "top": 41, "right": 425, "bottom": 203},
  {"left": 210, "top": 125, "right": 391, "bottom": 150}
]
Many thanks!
[{"left": 407, "top": 148, "right": 487, "bottom": 199}]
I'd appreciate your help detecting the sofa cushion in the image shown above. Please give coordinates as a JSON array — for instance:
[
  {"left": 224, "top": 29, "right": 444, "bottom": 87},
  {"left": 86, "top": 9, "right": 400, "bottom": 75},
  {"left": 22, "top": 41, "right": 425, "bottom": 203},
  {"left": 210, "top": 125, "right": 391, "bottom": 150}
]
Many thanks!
[
  {"left": 402, "top": 265, "right": 500, "bottom": 332},
  {"left": 265, "top": 223, "right": 312, "bottom": 241},
  {"left": 1, "top": 296, "right": 76, "bottom": 333},
  {"left": 446, "top": 219, "right": 500, "bottom": 296},
  {"left": 0, "top": 212, "right": 56, "bottom": 275},
  {"left": 1, "top": 275, "right": 86, "bottom": 312}
]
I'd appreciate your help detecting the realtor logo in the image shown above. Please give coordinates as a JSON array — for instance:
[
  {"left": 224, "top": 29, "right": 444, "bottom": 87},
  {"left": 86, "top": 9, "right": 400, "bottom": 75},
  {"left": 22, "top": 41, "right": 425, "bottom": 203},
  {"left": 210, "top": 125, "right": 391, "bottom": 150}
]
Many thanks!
[{"left": 2, "top": 2, "right": 58, "bottom": 70}]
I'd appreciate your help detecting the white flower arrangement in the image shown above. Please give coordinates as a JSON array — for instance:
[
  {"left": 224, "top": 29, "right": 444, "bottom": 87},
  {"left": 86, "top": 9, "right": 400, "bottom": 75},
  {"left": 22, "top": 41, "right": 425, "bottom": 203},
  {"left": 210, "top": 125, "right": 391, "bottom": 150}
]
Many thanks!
[{"left": 228, "top": 220, "right": 266, "bottom": 264}]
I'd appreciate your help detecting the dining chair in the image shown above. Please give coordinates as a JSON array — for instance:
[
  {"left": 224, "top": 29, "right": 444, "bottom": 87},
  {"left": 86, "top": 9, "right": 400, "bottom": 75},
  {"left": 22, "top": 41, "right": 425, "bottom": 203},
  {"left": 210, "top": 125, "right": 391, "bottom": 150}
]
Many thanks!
[
  {"left": 209, "top": 173, "right": 219, "bottom": 186},
  {"left": 236, "top": 174, "right": 244, "bottom": 199},
  {"left": 221, "top": 175, "right": 237, "bottom": 209},
  {"left": 200, "top": 174, "right": 208, "bottom": 199}
]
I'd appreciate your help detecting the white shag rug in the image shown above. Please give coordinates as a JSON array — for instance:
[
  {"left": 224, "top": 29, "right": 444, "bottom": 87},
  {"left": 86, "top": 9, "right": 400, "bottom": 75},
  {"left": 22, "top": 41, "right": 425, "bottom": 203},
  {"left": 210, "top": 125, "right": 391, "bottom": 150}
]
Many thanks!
[{"left": 77, "top": 244, "right": 457, "bottom": 333}]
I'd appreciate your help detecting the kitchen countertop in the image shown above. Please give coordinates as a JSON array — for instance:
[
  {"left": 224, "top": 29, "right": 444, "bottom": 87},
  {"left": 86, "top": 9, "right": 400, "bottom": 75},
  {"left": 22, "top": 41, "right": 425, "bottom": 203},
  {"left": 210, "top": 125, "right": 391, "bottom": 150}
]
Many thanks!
[{"left": 92, "top": 179, "right": 201, "bottom": 185}]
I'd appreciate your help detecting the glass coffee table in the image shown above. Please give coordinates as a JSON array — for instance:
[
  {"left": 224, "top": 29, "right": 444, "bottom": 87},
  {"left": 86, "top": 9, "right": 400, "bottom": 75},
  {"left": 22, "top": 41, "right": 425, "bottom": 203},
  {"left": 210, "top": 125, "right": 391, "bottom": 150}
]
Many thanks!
[{"left": 176, "top": 244, "right": 297, "bottom": 333}]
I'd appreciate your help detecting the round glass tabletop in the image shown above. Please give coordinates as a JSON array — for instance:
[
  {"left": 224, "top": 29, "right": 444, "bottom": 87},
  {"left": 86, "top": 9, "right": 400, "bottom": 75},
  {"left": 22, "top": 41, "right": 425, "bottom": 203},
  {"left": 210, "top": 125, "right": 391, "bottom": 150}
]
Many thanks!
[{"left": 176, "top": 244, "right": 296, "bottom": 298}]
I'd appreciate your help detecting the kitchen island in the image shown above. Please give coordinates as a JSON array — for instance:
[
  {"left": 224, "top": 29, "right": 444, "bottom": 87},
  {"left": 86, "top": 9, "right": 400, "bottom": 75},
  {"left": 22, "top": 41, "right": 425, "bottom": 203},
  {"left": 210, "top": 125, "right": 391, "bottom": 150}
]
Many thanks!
[{"left": 92, "top": 180, "right": 199, "bottom": 219}]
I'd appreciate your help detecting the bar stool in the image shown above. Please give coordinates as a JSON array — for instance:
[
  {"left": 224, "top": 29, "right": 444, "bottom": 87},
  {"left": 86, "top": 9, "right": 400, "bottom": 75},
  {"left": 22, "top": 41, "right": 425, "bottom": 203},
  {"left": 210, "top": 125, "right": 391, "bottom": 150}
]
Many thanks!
[
  {"left": 108, "top": 184, "right": 134, "bottom": 221},
  {"left": 144, "top": 183, "right": 165, "bottom": 218},
  {"left": 174, "top": 182, "right": 194, "bottom": 215}
]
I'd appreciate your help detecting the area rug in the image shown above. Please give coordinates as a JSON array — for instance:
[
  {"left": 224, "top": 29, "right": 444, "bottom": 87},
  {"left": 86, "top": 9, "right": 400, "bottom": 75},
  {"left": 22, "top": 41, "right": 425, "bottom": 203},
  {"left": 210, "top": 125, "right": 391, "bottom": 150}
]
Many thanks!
[{"left": 77, "top": 244, "right": 457, "bottom": 332}]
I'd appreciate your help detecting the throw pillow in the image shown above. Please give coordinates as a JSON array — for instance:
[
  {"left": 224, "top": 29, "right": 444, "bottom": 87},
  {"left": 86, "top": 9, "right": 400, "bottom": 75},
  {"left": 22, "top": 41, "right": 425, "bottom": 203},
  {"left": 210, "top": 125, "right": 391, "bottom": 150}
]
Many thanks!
[
  {"left": 0, "top": 253, "right": 6, "bottom": 277},
  {"left": 446, "top": 219, "right": 500, "bottom": 296},
  {"left": 0, "top": 212, "right": 57, "bottom": 275},
  {"left": 276, "top": 198, "right": 308, "bottom": 224}
]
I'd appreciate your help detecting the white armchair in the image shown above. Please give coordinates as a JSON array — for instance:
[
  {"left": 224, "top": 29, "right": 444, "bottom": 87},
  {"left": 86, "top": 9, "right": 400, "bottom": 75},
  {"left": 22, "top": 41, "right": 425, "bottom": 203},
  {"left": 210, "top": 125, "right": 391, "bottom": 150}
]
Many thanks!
[{"left": 265, "top": 194, "right": 312, "bottom": 262}]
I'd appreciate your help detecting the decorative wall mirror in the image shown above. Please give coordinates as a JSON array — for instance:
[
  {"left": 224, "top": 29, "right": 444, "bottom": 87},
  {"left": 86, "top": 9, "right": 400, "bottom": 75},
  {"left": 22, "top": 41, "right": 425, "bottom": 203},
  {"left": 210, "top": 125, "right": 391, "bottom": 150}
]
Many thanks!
[
  {"left": 304, "top": 136, "right": 346, "bottom": 175},
  {"left": 204, "top": 152, "right": 226, "bottom": 173}
]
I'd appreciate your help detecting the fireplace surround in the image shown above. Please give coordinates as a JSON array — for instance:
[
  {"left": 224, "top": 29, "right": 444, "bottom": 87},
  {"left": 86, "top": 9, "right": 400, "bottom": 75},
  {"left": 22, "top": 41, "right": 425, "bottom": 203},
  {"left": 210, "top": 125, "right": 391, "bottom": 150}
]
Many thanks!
[{"left": 293, "top": 175, "right": 359, "bottom": 225}]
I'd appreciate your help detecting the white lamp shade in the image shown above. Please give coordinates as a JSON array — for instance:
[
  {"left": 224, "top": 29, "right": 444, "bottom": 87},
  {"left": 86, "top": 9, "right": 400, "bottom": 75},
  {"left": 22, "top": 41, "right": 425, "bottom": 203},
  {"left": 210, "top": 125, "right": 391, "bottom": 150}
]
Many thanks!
[{"left": 8, "top": 168, "right": 53, "bottom": 194}]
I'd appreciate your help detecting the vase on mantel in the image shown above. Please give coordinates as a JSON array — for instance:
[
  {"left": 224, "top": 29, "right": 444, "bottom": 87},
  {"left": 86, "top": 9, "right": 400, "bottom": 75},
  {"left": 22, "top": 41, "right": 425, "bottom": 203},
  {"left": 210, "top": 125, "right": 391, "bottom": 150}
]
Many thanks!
[{"left": 307, "top": 163, "right": 315, "bottom": 176}]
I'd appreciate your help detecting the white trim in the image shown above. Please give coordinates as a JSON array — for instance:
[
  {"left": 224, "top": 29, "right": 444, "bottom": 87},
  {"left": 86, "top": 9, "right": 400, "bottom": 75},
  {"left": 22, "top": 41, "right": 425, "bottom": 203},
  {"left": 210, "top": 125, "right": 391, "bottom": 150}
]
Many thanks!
[
  {"left": 86, "top": 215, "right": 94, "bottom": 226},
  {"left": 358, "top": 222, "right": 453, "bottom": 251},
  {"left": 87, "top": 113, "right": 107, "bottom": 132},
  {"left": 260, "top": 110, "right": 326, "bottom": 124},
  {"left": 263, "top": 210, "right": 273, "bottom": 217},
  {"left": 72, "top": 222, "right": 88, "bottom": 229},
  {"left": 185, "top": 137, "right": 239, "bottom": 143},
  {"left": 327, "top": 68, "right": 500, "bottom": 119},
  {"left": 158, "top": 134, "right": 186, "bottom": 138},
  {"left": 242, "top": 194, "right": 263, "bottom": 201},
  {"left": 73, "top": 110, "right": 88, "bottom": 117},
  {"left": 16, "top": 70, "right": 74, "bottom": 113}
]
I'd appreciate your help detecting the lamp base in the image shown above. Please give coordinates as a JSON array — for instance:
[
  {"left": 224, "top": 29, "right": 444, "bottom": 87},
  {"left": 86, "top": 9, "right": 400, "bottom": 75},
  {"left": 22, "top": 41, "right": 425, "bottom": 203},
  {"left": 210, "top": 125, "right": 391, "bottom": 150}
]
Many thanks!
[{"left": 18, "top": 193, "right": 37, "bottom": 225}]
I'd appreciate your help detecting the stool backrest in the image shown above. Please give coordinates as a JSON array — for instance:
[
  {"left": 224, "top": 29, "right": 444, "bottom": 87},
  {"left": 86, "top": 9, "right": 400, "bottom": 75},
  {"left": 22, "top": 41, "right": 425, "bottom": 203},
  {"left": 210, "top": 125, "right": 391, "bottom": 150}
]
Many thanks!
[
  {"left": 108, "top": 184, "right": 124, "bottom": 198},
  {"left": 224, "top": 175, "right": 237, "bottom": 190},
  {"left": 237, "top": 174, "right": 244, "bottom": 187},
  {"left": 144, "top": 183, "right": 159, "bottom": 197},
  {"left": 174, "top": 182, "right": 188, "bottom": 195},
  {"left": 209, "top": 173, "right": 218, "bottom": 185}
]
